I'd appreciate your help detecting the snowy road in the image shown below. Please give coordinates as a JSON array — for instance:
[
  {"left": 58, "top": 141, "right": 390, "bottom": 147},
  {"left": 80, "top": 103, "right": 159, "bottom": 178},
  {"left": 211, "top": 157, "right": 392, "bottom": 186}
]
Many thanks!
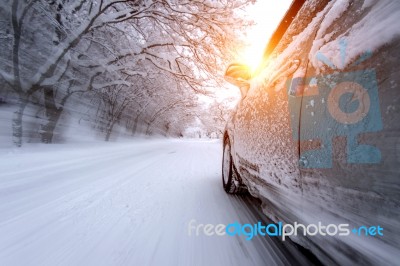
[{"left": 0, "top": 139, "right": 317, "bottom": 266}]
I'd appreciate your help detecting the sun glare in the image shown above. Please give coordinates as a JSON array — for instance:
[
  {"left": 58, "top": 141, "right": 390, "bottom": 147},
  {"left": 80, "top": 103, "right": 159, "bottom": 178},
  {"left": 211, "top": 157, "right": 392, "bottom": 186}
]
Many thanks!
[{"left": 240, "top": 1, "right": 293, "bottom": 73}]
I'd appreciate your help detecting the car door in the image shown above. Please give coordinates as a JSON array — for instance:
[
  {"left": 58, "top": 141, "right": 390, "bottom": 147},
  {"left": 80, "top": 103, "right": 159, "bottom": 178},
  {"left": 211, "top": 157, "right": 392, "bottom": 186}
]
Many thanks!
[
  {"left": 297, "top": 1, "right": 400, "bottom": 264},
  {"left": 232, "top": 0, "right": 330, "bottom": 222}
]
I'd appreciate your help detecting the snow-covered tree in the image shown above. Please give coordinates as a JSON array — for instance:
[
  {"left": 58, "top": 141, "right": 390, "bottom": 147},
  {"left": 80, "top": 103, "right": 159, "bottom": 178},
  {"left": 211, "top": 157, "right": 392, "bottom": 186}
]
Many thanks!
[{"left": 0, "top": 0, "right": 254, "bottom": 146}]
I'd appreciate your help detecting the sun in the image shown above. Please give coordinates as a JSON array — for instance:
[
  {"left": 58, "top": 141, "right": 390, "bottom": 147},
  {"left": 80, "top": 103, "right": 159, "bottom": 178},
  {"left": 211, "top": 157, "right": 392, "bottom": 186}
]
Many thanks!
[
  {"left": 239, "top": 0, "right": 293, "bottom": 74},
  {"left": 241, "top": 41, "right": 267, "bottom": 73}
]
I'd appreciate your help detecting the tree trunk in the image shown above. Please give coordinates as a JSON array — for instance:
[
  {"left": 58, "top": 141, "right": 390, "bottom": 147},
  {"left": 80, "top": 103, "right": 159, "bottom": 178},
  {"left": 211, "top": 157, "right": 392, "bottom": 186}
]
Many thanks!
[
  {"left": 105, "top": 120, "right": 117, "bottom": 141},
  {"left": 40, "top": 87, "right": 63, "bottom": 143},
  {"left": 40, "top": 109, "right": 63, "bottom": 143},
  {"left": 145, "top": 122, "right": 152, "bottom": 135},
  {"left": 12, "top": 95, "right": 28, "bottom": 147},
  {"left": 104, "top": 100, "right": 128, "bottom": 141},
  {"left": 131, "top": 113, "right": 140, "bottom": 136}
]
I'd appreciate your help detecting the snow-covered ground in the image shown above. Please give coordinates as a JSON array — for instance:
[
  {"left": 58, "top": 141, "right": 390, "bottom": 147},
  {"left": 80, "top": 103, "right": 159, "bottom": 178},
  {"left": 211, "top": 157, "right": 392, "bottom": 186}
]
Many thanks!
[{"left": 0, "top": 139, "right": 314, "bottom": 266}]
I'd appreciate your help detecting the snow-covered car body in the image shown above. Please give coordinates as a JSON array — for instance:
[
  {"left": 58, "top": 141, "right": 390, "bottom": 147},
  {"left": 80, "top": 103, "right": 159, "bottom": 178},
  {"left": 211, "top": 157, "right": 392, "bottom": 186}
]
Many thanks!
[{"left": 223, "top": 0, "right": 400, "bottom": 264}]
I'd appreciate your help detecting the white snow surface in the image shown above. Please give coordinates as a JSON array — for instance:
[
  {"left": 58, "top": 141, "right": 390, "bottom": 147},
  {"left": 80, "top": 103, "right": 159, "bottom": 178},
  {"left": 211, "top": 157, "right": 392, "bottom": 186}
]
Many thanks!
[{"left": 0, "top": 139, "right": 311, "bottom": 266}]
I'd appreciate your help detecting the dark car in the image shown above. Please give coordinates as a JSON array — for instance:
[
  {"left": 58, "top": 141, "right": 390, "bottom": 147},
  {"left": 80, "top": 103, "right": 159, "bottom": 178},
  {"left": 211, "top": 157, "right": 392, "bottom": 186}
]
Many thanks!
[{"left": 222, "top": 0, "right": 400, "bottom": 264}]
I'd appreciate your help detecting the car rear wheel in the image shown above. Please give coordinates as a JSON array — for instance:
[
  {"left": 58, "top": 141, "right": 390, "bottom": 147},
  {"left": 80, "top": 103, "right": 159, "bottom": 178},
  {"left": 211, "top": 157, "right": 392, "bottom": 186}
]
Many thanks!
[{"left": 222, "top": 137, "right": 247, "bottom": 194}]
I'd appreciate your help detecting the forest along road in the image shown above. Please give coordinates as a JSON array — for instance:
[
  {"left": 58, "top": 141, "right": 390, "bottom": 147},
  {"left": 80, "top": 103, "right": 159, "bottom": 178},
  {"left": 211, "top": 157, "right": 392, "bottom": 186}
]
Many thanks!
[{"left": 0, "top": 139, "right": 317, "bottom": 266}]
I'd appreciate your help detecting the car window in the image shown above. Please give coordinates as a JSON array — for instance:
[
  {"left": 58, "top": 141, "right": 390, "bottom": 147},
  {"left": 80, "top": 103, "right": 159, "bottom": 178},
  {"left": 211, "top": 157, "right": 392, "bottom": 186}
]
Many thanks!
[
  {"left": 271, "top": 0, "right": 330, "bottom": 58},
  {"left": 252, "top": 0, "right": 331, "bottom": 93}
]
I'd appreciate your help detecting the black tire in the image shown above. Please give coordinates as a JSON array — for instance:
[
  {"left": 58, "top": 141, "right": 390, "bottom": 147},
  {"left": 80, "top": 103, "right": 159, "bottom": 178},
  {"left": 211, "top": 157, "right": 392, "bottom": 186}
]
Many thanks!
[{"left": 222, "top": 137, "right": 248, "bottom": 194}]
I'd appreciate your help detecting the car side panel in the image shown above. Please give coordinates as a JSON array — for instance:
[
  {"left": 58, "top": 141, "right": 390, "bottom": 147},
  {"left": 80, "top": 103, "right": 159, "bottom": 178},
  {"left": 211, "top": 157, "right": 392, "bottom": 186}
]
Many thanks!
[
  {"left": 296, "top": 1, "right": 400, "bottom": 264},
  {"left": 231, "top": 0, "right": 329, "bottom": 223}
]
